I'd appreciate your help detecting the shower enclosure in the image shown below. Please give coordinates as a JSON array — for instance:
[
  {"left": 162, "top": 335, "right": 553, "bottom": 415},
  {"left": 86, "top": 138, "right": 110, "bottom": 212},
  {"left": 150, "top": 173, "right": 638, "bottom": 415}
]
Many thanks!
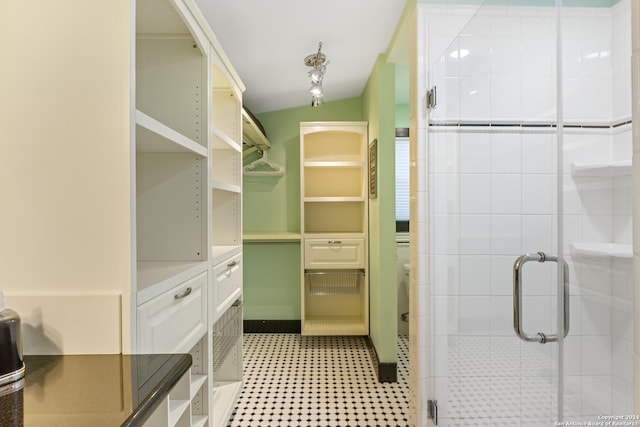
[{"left": 411, "top": 1, "right": 634, "bottom": 425}]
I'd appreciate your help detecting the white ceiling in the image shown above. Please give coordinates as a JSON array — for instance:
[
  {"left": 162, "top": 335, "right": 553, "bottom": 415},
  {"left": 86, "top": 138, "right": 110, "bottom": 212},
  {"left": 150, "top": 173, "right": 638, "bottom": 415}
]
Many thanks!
[{"left": 194, "top": 0, "right": 407, "bottom": 114}]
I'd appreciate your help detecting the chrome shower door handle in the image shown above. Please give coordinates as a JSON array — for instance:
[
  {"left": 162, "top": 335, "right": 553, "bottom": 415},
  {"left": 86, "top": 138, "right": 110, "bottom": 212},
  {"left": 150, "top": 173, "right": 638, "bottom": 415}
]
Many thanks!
[{"left": 513, "top": 252, "right": 569, "bottom": 344}]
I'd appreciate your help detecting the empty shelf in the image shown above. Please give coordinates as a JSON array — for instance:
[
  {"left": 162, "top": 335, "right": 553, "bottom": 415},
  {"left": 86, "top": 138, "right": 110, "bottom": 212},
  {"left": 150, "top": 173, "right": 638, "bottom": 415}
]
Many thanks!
[
  {"left": 570, "top": 160, "right": 631, "bottom": 177},
  {"left": 570, "top": 242, "right": 632, "bottom": 259}
]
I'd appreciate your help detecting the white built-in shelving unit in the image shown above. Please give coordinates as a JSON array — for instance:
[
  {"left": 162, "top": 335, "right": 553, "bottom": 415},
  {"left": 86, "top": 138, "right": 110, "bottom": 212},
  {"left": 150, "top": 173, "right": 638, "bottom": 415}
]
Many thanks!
[
  {"left": 135, "top": 1, "right": 213, "bottom": 425},
  {"left": 299, "top": 122, "right": 369, "bottom": 336},
  {"left": 135, "top": 1, "right": 244, "bottom": 426},
  {"left": 209, "top": 55, "right": 244, "bottom": 427}
]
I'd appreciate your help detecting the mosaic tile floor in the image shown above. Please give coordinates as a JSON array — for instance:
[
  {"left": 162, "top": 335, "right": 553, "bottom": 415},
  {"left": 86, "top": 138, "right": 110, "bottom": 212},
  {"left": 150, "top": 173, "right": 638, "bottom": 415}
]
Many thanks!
[{"left": 227, "top": 334, "right": 410, "bottom": 427}]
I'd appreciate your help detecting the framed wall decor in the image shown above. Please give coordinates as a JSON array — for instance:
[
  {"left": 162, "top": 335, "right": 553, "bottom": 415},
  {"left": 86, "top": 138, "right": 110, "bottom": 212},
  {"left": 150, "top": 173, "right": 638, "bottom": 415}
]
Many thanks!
[{"left": 369, "top": 139, "right": 377, "bottom": 199}]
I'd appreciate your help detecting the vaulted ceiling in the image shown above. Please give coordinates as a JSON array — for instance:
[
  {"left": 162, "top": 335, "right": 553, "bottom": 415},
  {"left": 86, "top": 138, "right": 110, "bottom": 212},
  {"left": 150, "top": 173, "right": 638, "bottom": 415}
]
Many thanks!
[{"left": 195, "top": 0, "right": 407, "bottom": 113}]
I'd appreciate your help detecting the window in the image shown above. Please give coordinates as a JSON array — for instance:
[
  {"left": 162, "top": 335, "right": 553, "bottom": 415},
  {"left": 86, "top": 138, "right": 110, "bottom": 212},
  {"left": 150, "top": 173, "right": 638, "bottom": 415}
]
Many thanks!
[{"left": 395, "top": 136, "right": 410, "bottom": 232}]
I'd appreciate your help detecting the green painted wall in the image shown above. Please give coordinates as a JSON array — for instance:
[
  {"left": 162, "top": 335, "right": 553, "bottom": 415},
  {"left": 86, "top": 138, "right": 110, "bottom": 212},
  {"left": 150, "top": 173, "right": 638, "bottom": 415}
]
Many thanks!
[
  {"left": 242, "top": 97, "right": 363, "bottom": 320},
  {"left": 362, "top": 54, "right": 398, "bottom": 364},
  {"left": 396, "top": 104, "right": 409, "bottom": 128}
]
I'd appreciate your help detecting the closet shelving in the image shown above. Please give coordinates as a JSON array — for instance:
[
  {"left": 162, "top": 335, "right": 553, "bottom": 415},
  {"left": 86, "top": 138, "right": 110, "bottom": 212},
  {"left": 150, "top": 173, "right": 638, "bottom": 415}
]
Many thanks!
[
  {"left": 134, "top": 1, "right": 218, "bottom": 426},
  {"left": 210, "top": 59, "right": 244, "bottom": 426},
  {"left": 300, "top": 122, "right": 369, "bottom": 336},
  {"left": 136, "top": 0, "right": 245, "bottom": 426},
  {"left": 211, "top": 66, "right": 243, "bottom": 265},
  {"left": 243, "top": 232, "right": 302, "bottom": 242}
]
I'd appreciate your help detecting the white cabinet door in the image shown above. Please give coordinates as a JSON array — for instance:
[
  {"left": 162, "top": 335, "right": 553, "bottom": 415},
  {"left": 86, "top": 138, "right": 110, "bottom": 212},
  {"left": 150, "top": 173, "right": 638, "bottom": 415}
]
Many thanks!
[
  {"left": 213, "top": 253, "right": 242, "bottom": 321},
  {"left": 137, "top": 272, "right": 207, "bottom": 354},
  {"left": 304, "top": 239, "right": 365, "bottom": 269}
]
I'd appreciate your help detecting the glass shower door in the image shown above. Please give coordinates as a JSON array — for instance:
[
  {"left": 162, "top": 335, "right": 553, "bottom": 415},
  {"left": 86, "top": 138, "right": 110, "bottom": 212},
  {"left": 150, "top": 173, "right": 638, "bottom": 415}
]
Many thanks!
[
  {"left": 425, "top": 2, "right": 564, "bottom": 425},
  {"left": 422, "top": 0, "right": 636, "bottom": 424}
]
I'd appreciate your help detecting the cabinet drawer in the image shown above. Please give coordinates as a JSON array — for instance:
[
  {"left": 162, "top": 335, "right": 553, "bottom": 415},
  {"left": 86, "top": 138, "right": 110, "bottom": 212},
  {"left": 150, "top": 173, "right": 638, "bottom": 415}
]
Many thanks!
[
  {"left": 214, "top": 253, "right": 242, "bottom": 318},
  {"left": 137, "top": 272, "right": 207, "bottom": 354},
  {"left": 304, "top": 239, "right": 365, "bottom": 269}
]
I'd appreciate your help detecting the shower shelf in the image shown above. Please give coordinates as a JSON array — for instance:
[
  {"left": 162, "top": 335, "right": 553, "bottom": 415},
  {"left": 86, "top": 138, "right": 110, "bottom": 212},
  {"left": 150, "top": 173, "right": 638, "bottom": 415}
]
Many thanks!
[
  {"left": 570, "top": 160, "right": 631, "bottom": 177},
  {"left": 570, "top": 242, "right": 632, "bottom": 260},
  {"left": 305, "top": 269, "right": 364, "bottom": 295}
]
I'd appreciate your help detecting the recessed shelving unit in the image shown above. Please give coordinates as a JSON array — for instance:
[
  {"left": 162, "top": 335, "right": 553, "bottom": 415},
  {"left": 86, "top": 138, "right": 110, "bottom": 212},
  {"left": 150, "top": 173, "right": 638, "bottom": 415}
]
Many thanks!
[
  {"left": 300, "top": 122, "right": 369, "bottom": 336},
  {"left": 570, "top": 242, "right": 632, "bottom": 259},
  {"left": 569, "top": 158, "right": 633, "bottom": 262},
  {"left": 570, "top": 160, "right": 632, "bottom": 176}
]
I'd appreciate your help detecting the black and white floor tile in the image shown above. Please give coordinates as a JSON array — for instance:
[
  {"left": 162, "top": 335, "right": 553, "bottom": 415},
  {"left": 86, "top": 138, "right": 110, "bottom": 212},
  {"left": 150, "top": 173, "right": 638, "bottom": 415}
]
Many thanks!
[{"left": 228, "top": 334, "right": 410, "bottom": 427}]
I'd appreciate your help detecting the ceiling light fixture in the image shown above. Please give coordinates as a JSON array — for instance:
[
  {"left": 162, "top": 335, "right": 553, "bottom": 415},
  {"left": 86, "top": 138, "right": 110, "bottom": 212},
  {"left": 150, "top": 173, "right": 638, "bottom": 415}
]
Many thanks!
[{"left": 305, "top": 42, "right": 329, "bottom": 107}]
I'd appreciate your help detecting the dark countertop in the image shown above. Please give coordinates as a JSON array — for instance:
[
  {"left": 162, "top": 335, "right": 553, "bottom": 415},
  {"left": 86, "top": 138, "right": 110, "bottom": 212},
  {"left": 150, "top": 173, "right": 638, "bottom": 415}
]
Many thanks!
[{"left": 0, "top": 353, "right": 192, "bottom": 427}]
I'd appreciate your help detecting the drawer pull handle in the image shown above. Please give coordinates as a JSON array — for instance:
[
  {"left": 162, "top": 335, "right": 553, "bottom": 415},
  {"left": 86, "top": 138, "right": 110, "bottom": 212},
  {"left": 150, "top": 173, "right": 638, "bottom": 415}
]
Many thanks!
[
  {"left": 328, "top": 240, "right": 342, "bottom": 244},
  {"left": 174, "top": 287, "right": 192, "bottom": 300},
  {"left": 227, "top": 260, "right": 238, "bottom": 268}
]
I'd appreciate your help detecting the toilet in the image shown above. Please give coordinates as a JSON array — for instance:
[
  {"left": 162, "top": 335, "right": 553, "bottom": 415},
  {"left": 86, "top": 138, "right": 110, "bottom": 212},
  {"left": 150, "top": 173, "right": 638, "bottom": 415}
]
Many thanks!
[
  {"left": 400, "top": 263, "right": 410, "bottom": 322},
  {"left": 403, "top": 263, "right": 410, "bottom": 299}
]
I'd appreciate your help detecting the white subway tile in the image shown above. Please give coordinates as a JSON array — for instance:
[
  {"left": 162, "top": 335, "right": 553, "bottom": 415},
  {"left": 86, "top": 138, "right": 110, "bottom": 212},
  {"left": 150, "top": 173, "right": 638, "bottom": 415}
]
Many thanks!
[
  {"left": 459, "top": 255, "right": 491, "bottom": 295},
  {"left": 562, "top": 78, "right": 583, "bottom": 122},
  {"left": 581, "top": 37, "right": 612, "bottom": 79},
  {"left": 521, "top": 295, "right": 552, "bottom": 335},
  {"left": 581, "top": 336, "right": 612, "bottom": 376},
  {"left": 523, "top": 134, "right": 555, "bottom": 175},
  {"left": 522, "top": 215, "right": 554, "bottom": 254},
  {"left": 491, "top": 255, "right": 515, "bottom": 296},
  {"left": 491, "top": 174, "right": 522, "bottom": 214},
  {"left": 522, "top": 77, "right": 555, "bottom": 121},
  {"left": 491, "top": 15, "right": 521, "bottom": 37},
  {"left": 432, "top": 256, "right": 458, "bottom": 297},
  {"left": 431, "top": 132, "right": 459, "bottom": 174},
  {"left": 580, "top": 78, "right": 612, "bottom": 121},
  {"left": 581, "top": 375, "right": 612, "bottom": 414},
  {"left": 522, "top": 174, "right": 555, "bottom": 214},
  {"left": 564, "top": 335, "right": 582, "bottom": 376},
  {"left": 491, "top": 133, "right": 522, "bottom": 173},
  {"left": 523, "top": 36, "right": 554, "bottom": 79},
  {"left": 459, "top": 214, "right": 491, "bottom": 254},
  {"left": 581, "top": 295, "right": 612, "bottom": 336},
  {"left": 459, "top": 296, "right": 491, "bottom": 335},
  {"left": 520, "top": 259, "right": 553, "bottom": 296},
  {"left": 580, "top": 131, "right": 611, "bottom": 163},
  {"left": 460, "top": 77, "right": 491, "bottom": 120},
  {"left": 491, "top": 77, "right": 522, "bottom": 120},
  {"left": 491, "top": 37, "right": 522, "bottom": 77},
  {"left": 459, "top": 35, "right": 491, "bottom": 78},
  {"left": 581, "top": 214, "right": 613, "bottom": 243},
  {"left": 459, "top": 133, "right": 491, "bottom": 173},
  {"left": 491, "top": 215, "right": 522, "bottom": 255},
  {"left": 562, "top": 38, "right": 583, "bottom": 80},
  {"left": 489, "top": 296, "right": 513, "bottom": 336}
]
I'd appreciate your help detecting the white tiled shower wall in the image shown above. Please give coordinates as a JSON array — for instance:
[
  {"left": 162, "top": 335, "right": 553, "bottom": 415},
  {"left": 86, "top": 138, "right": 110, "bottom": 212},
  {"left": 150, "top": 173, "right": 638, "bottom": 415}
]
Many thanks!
[
  {"left": 632, "top": 0, "right": 640, "bottom": 415},
  {"left": 413, "top": 2, "right": 634, "bottom": 426}
]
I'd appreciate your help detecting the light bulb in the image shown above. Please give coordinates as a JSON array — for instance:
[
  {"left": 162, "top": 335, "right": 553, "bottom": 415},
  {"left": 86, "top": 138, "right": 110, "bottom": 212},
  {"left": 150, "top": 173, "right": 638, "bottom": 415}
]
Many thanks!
[
  {"left": 308, "top": 68, "right": 324, "bottom": 84},
  {"left": 309, "top": 83, "right": 323, "bottom": 97}
]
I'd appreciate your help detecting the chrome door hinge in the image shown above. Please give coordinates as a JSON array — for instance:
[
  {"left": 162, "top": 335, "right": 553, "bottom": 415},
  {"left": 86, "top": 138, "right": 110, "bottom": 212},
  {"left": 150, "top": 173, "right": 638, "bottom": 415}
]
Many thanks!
[
  {"left": 426, "top": 86, "right": 437, "bottom": 110},
  {"left": 428, "top": 399, "right": 438, "bottom": 425}
]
